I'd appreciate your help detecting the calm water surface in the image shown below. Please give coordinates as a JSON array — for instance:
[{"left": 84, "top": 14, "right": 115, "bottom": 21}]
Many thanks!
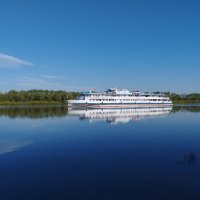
[{"left": 0, "top": 105, "right": 200, "bottom": 200}]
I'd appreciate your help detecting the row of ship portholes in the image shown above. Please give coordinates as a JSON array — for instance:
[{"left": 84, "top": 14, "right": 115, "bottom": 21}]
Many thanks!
[{"left": 87, "top": 99, "right": 169, "bottom": 102}]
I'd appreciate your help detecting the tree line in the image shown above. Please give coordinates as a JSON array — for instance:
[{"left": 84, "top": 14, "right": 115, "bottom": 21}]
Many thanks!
[
  {"left": 0, "top": 90, "right": 79, "bottom": 104},
  {"left": 164, "top": 92, "right": 200, "bottom": 103},
  {"left": 0, "top": 90, "right": 200, "bottom": 105}
]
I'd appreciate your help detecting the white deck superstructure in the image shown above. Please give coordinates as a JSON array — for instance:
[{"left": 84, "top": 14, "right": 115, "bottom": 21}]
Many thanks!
[{"left": 68, "top": 88, "right": 173, "bottom": 109}]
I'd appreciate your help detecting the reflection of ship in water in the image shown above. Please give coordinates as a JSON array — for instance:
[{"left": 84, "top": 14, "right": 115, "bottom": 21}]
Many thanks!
[{"left": 68, "top": 107, "right": 172, "bottom": 124}]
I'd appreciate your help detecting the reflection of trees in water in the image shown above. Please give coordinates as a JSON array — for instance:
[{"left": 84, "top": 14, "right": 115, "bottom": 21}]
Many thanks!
[
  {"left": 1, "top": 105, "right": 199, "bottom": 119},
  {"left": 177, "top": 152, "right": 198, "bottom": 166},
  {"left": 0, "top": 106, "right": 68, "bottom": 119},
  {"left": 172, "top": 106, "right": 200, "bottom": 113}
]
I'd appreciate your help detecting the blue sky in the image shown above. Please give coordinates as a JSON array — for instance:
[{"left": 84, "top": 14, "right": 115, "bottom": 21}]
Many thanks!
[{"left": 0, "top": 0, "right": 200, "bottom": 93}]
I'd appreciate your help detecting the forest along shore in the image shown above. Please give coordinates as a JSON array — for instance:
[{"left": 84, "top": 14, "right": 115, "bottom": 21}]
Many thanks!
[
  {"left": 0, "top": 90, "right": 200, "bottom": 106},
  {"left": 0, "top": 90, "right": 79, "bottom": 106}
]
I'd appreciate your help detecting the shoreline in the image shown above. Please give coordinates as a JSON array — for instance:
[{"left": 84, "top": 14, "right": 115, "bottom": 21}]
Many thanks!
[
  {"left": 0, "top": 101, "right": 200, "bottom": 107},
  {"left": 0, "top": 101, "right": 66, "bottom": 107}
]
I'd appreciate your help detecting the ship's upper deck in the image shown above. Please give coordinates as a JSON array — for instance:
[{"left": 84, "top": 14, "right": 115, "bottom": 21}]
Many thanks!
[{"left": 79, "top": 88, "right": 167, "bottom": 98}]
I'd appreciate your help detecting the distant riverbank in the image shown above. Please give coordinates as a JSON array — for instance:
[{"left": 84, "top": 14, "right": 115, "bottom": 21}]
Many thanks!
[
  {"left": 172, "top": 100, "right": 200, "bottom": 104},
  {"left": 0, "top": 101, "right": 65, "bottom": 106},
  {"left": 1, "top": 89, "right": 200, "bottom": 106},
  {"left": 0, "top": 90, "right": 79, "bottom": 106}
]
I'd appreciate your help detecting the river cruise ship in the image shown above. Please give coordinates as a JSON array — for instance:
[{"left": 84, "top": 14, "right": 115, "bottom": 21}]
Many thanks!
[{"left": 68, "top": 88, "right": 173, "bottom": 109}]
